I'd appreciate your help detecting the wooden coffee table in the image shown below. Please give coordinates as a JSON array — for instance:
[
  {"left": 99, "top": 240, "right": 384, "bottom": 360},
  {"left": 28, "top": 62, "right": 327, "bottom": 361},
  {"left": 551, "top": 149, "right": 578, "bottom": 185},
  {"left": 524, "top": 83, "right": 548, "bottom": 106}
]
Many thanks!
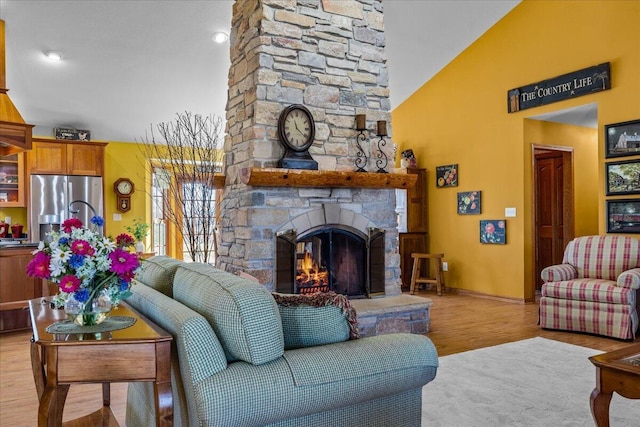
[
  {"left": 589, "top": 343, "right": 640, "bottom": 427},
  {"left": 29, "top": 298, "right": 173, "bottom": 426}
]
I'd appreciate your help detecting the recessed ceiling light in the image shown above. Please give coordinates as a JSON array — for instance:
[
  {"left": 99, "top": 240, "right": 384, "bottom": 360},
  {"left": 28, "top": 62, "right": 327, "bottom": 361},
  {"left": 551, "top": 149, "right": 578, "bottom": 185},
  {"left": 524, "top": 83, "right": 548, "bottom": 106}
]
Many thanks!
[
  {"left": 45, "top": 51, "right": 62, "bottom": 62},
  {"left": 212, "top": 32, "right": 229, "bottom": 44}
]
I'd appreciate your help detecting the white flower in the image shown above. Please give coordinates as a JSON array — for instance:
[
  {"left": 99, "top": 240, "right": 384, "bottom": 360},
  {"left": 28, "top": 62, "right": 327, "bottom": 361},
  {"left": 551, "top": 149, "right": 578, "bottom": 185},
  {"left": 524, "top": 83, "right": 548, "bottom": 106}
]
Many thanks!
[
  {"left": 49, "top": 261, "right": 65, "bottom": 277},
  {"left": 51, "top": 247, "right": 71, "bottom": 264}
]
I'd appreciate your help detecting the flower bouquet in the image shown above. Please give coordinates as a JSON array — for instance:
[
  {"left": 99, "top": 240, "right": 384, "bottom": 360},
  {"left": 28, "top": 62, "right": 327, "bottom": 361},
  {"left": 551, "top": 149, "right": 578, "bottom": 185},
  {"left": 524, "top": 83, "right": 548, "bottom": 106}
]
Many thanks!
[{"left": 26, "top": 216, "right": 141, "bottom": 326}]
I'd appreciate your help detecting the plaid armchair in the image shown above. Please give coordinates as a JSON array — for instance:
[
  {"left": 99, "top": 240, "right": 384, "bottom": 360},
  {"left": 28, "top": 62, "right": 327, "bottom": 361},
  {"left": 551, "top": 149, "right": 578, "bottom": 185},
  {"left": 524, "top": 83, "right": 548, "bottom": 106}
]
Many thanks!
[{"left": 539, "top": 235, "right": 640, "bottom": 340}]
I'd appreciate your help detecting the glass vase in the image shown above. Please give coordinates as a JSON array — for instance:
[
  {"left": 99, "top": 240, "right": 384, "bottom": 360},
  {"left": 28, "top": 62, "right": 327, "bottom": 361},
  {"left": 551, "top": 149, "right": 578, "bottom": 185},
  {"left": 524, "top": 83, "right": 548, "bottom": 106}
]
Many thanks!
[
  {"left": 64, "top": 289, "right": 113, "bottom": 326},
  {"left": 134, "top": 241, "right": 145, "bottom": 254}
]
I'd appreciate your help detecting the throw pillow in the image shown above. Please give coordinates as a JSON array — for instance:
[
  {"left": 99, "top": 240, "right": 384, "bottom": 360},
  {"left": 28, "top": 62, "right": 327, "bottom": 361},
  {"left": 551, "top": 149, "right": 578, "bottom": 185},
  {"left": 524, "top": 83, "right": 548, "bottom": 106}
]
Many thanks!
[{"left": 272, "top": 292, "right": 359, "bottom": 349}]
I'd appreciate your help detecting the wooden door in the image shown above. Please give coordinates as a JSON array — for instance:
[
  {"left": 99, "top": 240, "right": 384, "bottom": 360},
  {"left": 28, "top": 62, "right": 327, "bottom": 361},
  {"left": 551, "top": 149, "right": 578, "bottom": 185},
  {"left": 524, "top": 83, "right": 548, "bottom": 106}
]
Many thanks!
[{"left": 534, "top": 150, "right": 573, "bottom": 291}]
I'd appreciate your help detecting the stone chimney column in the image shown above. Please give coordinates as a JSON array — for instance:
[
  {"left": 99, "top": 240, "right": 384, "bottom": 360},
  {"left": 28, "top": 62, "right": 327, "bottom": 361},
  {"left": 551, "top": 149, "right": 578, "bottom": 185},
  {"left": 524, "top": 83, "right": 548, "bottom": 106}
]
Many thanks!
[{"left": 219, "top": 0, "right": 401, "bottom": 294}]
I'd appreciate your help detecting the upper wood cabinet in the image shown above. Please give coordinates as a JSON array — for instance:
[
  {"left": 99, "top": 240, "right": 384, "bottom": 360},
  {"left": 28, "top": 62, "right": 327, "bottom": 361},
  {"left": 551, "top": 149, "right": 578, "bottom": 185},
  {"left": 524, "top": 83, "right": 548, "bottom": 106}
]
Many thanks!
[
  {"left": 0, "top": 153, "right": 25, "bottom": 207},
  {"left": 28, "top": 138, "right": 107, "bottom": 176},
  {"left": 405, "top": 168, "right": 427, "bottom": 232}
]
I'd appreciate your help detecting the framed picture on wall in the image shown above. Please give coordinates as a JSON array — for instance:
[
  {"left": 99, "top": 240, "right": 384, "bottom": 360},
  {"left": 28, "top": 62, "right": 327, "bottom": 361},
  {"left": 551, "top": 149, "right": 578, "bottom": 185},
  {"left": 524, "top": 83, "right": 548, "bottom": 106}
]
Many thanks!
[
  {"left": 480, "top": 219, "right": 506, "bottom": 244},
  {"left": 605, "top": 119, "right": 640, "bottom": 158},
  {"left": 606, "top": 159, "right": 640, "bottom": 195},
  {"left": 457, "top": 191, "right": 481, "bottom": 214},
  {"left": 606, "top": 199, "right": 640, "bottom": 234},
  {"left": 436, "top": 164, "right": 458, "bottom": 188}
]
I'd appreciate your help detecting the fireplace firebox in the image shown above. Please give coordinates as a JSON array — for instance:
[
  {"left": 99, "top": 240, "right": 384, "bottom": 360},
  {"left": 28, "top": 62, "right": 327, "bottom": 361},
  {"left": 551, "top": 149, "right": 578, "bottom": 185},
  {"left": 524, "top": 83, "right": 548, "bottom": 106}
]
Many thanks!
[{"left": 276, "top": 225, "right": 385, "bottom": 298}]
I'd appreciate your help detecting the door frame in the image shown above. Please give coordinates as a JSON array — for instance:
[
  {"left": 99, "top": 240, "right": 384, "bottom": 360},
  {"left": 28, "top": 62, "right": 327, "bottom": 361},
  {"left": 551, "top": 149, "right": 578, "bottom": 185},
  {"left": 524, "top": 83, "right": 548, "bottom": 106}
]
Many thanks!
[{"left": 531, "top": 143, "right": 575, "bottom": 296}]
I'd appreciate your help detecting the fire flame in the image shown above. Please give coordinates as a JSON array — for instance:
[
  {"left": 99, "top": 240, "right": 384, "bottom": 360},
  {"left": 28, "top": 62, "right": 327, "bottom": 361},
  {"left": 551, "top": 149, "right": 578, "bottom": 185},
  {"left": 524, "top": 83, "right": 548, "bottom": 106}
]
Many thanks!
[{"left": 296, "top": 251, "right": 328, "bottom": 286}]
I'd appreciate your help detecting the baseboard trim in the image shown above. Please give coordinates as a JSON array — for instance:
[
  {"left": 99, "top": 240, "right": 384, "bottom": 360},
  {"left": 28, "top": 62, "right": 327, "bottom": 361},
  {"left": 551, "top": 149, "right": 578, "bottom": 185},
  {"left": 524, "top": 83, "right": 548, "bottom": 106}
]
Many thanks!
[{"left": 453, "top": 288, "right": 528, "bottom": 304}]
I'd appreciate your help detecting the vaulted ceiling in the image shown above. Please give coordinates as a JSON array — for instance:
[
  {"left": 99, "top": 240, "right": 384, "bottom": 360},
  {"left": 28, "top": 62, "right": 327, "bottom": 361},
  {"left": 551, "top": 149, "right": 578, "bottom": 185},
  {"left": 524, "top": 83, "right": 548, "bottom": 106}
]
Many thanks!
[{"left": 1, "top": 0, "right": 532, "bottom": 143}]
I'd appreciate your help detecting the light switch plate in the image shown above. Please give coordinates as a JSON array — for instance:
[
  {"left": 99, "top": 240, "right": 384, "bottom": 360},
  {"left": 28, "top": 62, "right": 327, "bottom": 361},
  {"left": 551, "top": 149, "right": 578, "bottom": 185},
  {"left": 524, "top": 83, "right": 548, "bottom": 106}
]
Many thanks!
[
  {"left": 113, "top": 213, "right": 122, "bottom": 221},
  {"left": 505, "top": 207, "right": 516, "bottom": 217}
]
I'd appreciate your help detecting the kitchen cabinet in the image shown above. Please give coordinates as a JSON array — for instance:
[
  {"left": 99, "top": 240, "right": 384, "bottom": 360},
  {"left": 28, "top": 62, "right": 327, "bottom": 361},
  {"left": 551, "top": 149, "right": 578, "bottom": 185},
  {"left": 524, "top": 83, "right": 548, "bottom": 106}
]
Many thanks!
[
  {"left": 0, "top": 245, "right": 47, "bottom": 332},
  {"left": 28, "top": 138, "right": 107, "bottom": 176},
  {"left": 0, "top": 152, "right": 25, "bottom": 207},
  {"left": 398, "top": 168, "right": 428, "bottom": 290}
]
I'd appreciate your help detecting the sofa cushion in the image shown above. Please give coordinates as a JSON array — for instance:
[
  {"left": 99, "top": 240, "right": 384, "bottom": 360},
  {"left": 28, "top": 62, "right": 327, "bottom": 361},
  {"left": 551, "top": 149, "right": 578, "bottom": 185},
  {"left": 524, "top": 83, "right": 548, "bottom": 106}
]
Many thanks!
[
  {"left": 272, "top": 292, "right": 358, "bottom": 349},
  {"left": 173, "top": 263, "right": 284, "bottom": 365},
  {"left": 134, "top": 255, "right": 183, "bottom": 297},
  {"left": 541, "top": 279, "right": 635, "bottom": 305}
]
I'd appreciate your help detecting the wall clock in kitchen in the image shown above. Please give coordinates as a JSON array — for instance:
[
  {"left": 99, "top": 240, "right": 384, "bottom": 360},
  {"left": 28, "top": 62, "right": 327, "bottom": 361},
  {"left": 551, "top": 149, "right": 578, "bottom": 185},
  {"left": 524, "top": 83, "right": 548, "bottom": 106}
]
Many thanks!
[
  {"left": 277, "top": 104, "right": 318, "bottom": 170},
  {"left": 114, "top": 177, "right": 135, "bottom": 213}
]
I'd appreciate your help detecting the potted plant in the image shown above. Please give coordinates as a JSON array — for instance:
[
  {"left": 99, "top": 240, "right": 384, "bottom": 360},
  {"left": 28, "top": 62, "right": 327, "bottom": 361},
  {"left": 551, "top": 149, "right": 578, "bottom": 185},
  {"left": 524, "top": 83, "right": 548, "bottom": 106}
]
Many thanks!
[{"left": 126, "top": 217, "right": 150, "bottom": 254}]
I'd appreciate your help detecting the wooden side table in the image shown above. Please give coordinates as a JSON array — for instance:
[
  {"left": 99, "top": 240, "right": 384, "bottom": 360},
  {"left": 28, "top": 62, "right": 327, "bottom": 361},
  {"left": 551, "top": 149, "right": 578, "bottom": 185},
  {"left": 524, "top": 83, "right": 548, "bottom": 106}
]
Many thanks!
[
  {"left": 29, "top": 298, "right": 173, "bottom": 426},
  {"left": 589, "top": 344, "right": 640, "bottom": 427}
]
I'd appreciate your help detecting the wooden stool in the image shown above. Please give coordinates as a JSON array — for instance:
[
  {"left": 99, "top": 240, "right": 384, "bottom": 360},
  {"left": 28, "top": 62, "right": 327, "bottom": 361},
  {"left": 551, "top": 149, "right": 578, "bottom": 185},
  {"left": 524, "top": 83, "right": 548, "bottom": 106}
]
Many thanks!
[{"left": 410, "top": 253, "right": 445, "bottom": 296}]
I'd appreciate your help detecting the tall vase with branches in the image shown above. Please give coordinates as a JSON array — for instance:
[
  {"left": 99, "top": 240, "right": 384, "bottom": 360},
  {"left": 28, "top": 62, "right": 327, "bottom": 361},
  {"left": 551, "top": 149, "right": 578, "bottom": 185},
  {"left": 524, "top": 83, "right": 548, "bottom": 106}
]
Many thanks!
[{"left": 139, "top": 112, "right": 224, "bottom": 264}]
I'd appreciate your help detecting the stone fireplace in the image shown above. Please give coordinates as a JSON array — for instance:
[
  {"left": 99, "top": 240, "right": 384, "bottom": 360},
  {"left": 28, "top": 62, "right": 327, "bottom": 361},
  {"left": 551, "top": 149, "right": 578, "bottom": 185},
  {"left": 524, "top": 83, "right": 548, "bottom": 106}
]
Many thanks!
[{"left": 218, "top": 0, "right": 404, "bottom": 296}]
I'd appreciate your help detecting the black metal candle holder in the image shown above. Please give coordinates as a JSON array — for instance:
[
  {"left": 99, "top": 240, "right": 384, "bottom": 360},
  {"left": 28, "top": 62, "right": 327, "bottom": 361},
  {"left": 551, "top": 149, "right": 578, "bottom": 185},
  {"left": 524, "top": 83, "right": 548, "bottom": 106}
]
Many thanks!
[
  {"left": 375, "top": 135, "right": 389, "bottom": 173},
  {"left": 355, "top": 129, "right": 368, "bottom": 172},
  {"left": 354, "top": 114, "right": 368, "bottom": 172},
  {"left": 375, "top": 120, "right": 388, "bottom": 173}
]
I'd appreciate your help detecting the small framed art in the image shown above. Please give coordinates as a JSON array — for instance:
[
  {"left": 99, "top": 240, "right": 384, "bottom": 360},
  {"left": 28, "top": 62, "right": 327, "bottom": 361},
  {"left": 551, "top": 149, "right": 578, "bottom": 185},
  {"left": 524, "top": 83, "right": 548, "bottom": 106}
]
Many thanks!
[
  {"left": 606, "top": 199, "right": 640, "bottom": 234},
  {"left": 605, "top": 119, "right": 640, "bottom": 159},
  {"left": 436, "top": 164, "right": 458, "bottom": 188},
  {"left": 480, "top": 220, "right": 506, "bottom": 244},
  {"left": 457, "top": 191, "right": 481, "bottom": 214},
  {"left": 606, "top": 159, "right": 640, "bottom": 196}
]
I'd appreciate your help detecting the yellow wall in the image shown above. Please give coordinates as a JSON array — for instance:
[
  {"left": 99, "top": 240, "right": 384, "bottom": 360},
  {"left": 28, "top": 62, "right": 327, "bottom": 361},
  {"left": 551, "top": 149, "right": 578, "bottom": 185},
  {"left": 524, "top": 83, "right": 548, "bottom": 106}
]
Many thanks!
[
  {"left": 0, "top": 207, "right": 28, "bottom": 232},
  {"left": 391, "top": 0, "right": 640, "bottom": 300},
  {"left": 103, "top": 141, "right": 151, "bottom": 243}
]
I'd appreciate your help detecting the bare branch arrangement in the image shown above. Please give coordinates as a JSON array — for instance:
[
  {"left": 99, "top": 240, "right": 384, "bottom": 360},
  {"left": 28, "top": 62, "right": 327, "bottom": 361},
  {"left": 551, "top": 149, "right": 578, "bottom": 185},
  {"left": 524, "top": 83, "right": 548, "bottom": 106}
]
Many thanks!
[{"left": 139, "top": 112, "right": 224, "bottom": 263}]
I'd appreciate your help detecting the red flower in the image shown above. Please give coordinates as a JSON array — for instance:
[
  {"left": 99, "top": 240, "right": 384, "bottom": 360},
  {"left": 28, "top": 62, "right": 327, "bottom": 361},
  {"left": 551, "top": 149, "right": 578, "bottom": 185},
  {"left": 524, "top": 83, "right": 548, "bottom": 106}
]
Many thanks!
[
  {"left": 119, "top": 270, "right": 136, "bottom": 283},
  {"left": 62, "top": 218, "right": 83, "bottom": 233},
  {"left": 26, "top": 252, "right": 51, "bottom": 279},
  {"left": 115, "top": 233, "right": 135, "bottom": 247},
  {"left": 485, "top": 223, "right": 495, "bottom": 234},
  {"left": 109, "top": 248, "right": 139, "bottom": 275},
  {"left": 70, "top": 239, "right": 95, "bottom": 256},
  {"left": 59, "top": 275, "right": 81, "bottom": 293}
]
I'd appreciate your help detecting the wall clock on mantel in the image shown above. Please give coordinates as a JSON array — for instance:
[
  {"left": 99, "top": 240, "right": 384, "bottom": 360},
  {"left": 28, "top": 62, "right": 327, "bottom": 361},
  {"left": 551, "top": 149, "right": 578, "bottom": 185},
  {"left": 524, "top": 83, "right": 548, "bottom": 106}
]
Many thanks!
[
  {"left": 114, "top": 177, "right": 134, "bottom": 213},
  {"left": 277, "top": 104, "right": 318, "bottom": 170}
]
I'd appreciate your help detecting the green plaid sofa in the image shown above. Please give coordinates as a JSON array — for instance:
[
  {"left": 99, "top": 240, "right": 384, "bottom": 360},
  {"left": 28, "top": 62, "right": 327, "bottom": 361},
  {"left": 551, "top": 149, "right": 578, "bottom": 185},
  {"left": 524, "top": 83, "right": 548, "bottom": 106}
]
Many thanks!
[
  {"left": 540, "top": 235, "right": 640, "bottom": 339},
  {"left": 125, "top": 256, "right": 439, "bottom": 426}
]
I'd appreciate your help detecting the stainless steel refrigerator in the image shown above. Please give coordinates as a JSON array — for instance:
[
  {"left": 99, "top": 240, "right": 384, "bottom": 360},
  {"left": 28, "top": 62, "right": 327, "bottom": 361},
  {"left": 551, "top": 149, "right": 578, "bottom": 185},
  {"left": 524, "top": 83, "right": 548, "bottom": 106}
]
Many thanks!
[{"left": 30, "top": 175, "right": 104, "bottom": 243}]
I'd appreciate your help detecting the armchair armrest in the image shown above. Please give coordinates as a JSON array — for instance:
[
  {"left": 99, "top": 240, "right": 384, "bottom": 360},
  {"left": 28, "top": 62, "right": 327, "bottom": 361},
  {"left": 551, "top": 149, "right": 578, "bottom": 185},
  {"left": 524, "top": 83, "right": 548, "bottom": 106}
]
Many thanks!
[
  {"left": 272, "top": 292, "right": 359, "bottom": 349},
  {"left": 541, "top": 264, "right": 577, "bottom": 283},
  {"left": 617, "top": 268, "right": 640, "bottom": 290}
]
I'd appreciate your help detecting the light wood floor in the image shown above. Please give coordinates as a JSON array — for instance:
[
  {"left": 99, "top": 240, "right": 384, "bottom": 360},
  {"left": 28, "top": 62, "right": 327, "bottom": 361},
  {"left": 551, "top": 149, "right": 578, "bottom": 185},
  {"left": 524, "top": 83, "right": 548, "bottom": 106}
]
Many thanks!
[{"left": 1, "top": 293, "right": 637, "bottom": 425}]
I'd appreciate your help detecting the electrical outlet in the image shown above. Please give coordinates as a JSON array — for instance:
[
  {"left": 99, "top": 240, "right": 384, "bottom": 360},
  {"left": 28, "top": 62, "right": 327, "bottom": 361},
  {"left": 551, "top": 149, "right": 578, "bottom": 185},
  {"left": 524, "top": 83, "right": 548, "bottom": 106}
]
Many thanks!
[
  {"left": 113, "top": 213, "right": 122, "bottom": 221},
  {"left": 442, "top": 261, "right": 448, "bottom": 271}
]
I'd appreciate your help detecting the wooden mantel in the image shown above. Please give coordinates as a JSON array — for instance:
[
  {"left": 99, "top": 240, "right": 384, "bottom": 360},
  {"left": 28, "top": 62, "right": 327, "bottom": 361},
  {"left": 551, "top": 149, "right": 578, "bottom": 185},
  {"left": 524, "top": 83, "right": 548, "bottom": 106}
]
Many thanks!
[{"left": 240, "top": 167, "right": 417, "bottom": 189}]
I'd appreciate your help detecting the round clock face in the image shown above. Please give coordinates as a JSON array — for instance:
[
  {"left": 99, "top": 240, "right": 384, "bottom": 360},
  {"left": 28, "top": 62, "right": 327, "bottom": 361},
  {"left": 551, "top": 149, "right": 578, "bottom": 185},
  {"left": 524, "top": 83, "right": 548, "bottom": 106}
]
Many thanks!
[
  {"left": 116, "top": 179, "right": 133, "bottom": 195},
  {"left": 278, "top": 105, "right": 315, "bottom": 152}
]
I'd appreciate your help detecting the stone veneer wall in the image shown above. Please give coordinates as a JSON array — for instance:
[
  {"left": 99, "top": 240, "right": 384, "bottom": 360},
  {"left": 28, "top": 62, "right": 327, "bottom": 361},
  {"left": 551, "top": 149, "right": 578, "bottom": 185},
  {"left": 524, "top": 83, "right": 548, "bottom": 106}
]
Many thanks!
[{"left": 218, "top": 0, "right": 402, "bottom": 295}]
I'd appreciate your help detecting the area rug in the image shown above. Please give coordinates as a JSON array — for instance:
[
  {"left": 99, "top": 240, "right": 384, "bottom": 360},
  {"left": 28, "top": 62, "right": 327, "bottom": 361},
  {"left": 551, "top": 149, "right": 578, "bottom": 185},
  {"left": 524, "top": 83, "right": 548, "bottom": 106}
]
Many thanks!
[{"left": 422, "top": 337, "right": 640, "bottom": 426}]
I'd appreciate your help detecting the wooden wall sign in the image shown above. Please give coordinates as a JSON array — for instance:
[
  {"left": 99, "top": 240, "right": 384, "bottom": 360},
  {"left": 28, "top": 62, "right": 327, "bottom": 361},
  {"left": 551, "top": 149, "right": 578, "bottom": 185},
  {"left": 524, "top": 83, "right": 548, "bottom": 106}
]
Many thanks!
[
  {"left": 507, "top": 62, "right": 610, "bottom": 113},
  {"left": 54, "top": 127, "right": 91, "bottom": 141}
]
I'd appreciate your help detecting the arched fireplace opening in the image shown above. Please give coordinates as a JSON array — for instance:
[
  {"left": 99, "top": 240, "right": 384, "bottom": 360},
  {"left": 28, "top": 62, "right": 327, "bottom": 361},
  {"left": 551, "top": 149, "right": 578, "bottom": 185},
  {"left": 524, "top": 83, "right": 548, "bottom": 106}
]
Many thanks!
[{"left": 276, "top": 225, "right": 385, "bottom": 298}]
